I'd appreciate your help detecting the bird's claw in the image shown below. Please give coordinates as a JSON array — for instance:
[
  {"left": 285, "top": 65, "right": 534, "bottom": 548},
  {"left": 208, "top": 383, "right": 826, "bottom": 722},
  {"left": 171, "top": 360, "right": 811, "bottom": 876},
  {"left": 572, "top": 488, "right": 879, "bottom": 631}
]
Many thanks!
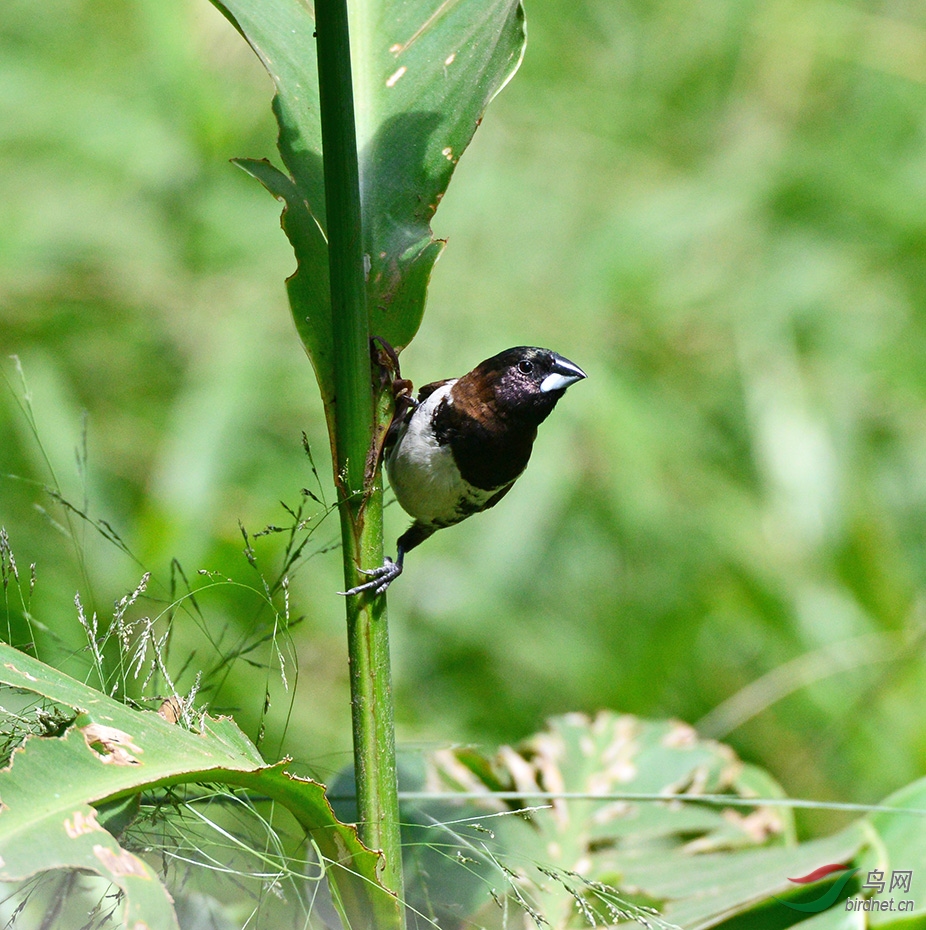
[{"left": 338, "top": 557, "right": 403, "bottom": 597}]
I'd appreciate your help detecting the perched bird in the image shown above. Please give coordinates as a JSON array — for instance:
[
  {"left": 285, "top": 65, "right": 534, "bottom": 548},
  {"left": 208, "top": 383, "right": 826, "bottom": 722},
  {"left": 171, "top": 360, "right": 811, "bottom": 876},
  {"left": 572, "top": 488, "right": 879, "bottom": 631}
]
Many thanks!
[{"left": 343, "top": 346, "right": 587, "bottom": 596}]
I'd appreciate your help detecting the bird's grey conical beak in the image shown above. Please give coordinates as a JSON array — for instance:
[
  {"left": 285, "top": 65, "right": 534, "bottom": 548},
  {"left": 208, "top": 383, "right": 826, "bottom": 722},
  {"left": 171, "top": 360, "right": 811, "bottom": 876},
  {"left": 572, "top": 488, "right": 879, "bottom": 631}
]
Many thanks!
[{"left": 541, "top": 355, "right": 587, "bottom": 393}]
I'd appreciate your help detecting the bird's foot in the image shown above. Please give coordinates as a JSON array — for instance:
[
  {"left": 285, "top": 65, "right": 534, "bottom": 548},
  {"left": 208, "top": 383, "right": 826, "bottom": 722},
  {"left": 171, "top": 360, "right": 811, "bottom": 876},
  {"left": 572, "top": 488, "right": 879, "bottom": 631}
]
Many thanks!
[{"left": 338, "top": 557, "right": 403, "bottom": 597}]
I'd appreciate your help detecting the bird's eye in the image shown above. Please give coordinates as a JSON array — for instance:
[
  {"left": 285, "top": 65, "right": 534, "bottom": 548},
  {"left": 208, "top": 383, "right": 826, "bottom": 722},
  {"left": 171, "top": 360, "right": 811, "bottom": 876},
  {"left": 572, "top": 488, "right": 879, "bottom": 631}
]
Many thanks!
[{"left": 518, "top": 360, "right": 534, "bottom": 374}]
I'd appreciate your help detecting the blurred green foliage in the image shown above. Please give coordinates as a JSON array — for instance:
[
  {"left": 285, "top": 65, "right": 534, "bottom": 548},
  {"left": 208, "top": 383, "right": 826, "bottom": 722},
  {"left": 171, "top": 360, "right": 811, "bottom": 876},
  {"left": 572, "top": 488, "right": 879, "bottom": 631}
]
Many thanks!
[{"left": 3, "top": 0, "right": 926, "bottom": 839}]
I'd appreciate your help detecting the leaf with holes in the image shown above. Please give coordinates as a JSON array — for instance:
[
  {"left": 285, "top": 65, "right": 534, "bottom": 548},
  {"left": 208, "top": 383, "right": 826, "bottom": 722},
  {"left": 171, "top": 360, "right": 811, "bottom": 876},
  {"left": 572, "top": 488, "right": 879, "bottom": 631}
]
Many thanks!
[{"left": 0, "top": 643, "right": 394, "bottom": 930}]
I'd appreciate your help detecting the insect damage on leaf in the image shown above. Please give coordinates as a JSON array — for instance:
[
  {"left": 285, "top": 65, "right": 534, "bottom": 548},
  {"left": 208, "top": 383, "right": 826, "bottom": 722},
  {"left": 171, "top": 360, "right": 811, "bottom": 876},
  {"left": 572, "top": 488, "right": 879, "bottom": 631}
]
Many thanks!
[
  {"left": 386, "top": 66, "right": 407, "bottom": 87},
  {"left": 93, "top": 844, "right": 149, "bottom": 878},
  {"left": 64, "top": 808, "right": 105, "bottom": 838},
  {"left": 80, "top": 723, "right": 143, "bottom": 766}
]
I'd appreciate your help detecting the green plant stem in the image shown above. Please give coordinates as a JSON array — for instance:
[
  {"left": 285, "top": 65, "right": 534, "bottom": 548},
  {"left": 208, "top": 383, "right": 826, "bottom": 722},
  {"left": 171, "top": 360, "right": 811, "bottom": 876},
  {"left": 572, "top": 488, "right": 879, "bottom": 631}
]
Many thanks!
[{"left": 314, "top": 0, "right": 405, "bottom": 917}]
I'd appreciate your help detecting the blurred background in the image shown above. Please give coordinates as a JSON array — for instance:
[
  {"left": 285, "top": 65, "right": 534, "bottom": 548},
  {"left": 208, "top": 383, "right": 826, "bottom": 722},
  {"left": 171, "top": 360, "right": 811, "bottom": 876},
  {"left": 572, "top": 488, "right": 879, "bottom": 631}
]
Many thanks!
[{"left": 3, "top": 0, "right": 926, "bottom": 838}]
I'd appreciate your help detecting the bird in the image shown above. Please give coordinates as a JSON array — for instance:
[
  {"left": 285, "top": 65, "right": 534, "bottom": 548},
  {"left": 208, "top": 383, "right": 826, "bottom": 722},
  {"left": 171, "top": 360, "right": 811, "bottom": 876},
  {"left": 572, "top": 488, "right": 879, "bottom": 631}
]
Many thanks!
[{"left": 342, "top": 346, "right": 587, "bottom": 596}]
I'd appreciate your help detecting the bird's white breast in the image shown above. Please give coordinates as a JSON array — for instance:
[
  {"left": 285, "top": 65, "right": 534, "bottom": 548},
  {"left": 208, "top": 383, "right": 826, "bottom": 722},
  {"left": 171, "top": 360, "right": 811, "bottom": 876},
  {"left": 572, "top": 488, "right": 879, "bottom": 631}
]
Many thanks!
[{"left": 386, "top": 382, "right": 498, "bottom": 528}]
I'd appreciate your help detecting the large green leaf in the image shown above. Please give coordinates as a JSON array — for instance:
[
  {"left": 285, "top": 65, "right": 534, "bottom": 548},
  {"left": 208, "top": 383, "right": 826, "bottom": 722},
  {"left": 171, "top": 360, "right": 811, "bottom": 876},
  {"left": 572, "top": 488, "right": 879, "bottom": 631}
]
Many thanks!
[
  {"left": 405, "top": 713, "right": 926, "bottom": 929},
  {"left": 0, "top": 643, "right": 395, "bottom": 930},
  {"left": 402, "top": 713, "right": 801, "bottom": 927},
  {"left": 349, "top": 0, "right": 525, "bottom": 347},
  {"left": 210, "top": 0, "right": 525, "bottom": 421}
]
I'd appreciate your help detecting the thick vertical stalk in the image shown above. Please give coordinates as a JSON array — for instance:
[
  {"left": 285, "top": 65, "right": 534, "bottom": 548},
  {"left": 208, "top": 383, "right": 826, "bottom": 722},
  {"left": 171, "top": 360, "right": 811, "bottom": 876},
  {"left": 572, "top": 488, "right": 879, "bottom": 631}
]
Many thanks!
[{"left": 314, "top": 0, "right": 405, "bottom": 915}]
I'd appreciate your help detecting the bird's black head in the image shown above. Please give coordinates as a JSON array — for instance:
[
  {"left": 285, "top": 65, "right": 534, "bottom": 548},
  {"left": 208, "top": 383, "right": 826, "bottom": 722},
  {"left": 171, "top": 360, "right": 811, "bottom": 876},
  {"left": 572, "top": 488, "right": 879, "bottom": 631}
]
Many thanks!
[{"left": 467, "top": 346, "right": 587, "bottom": 425}]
